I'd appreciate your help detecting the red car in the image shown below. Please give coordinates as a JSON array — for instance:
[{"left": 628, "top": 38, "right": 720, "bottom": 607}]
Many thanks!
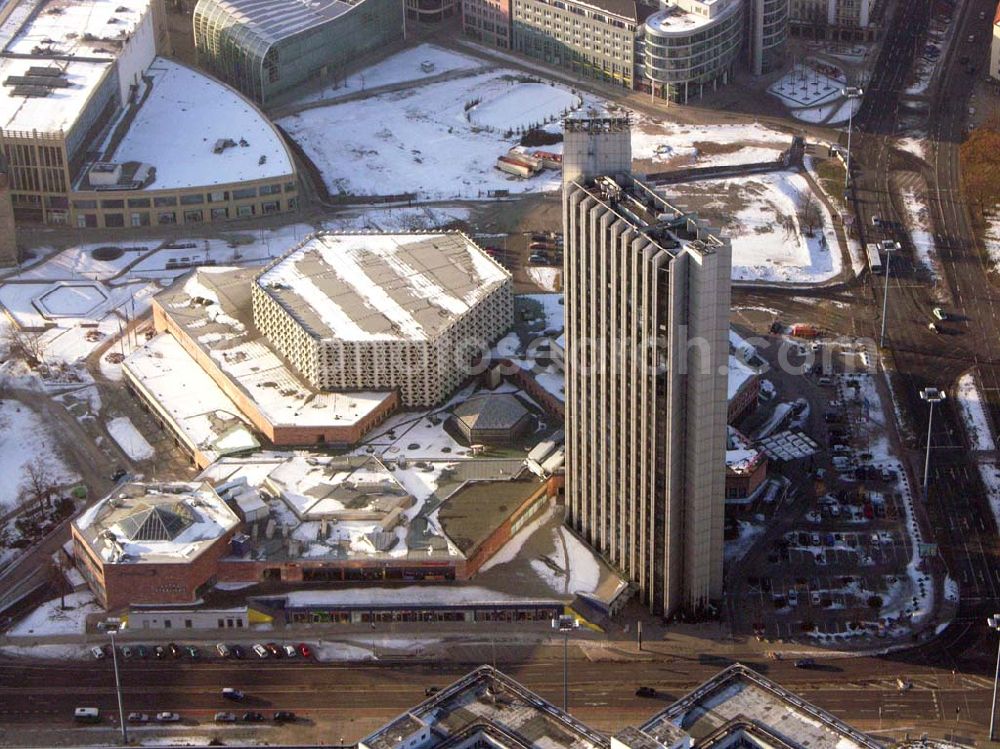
[
  {"left": 265, "top": 642, "right": 283, "bottom": 658},
  {"left": 297, "top": 643, "right": 312, "bottom": 659}
]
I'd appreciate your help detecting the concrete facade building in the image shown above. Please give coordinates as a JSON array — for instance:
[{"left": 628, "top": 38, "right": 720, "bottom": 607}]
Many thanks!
[
  {"left": 511, "top": 0, "right": 651, "bottom": 89},
  {"left": 254, "top": 233, "right": 514, "bottom": 408},
  {"left": 789, "top": 0, "right": 873, "bottom": 40},
  {"left": 407, "top": 0, "right": 458, "bottom": 21},
  {"left": 641, "top": 0, "right": 745, "bottom": 102},
  {"left": 991, "top": 3, "right": 1000, "bottom": 82},
  {"left": 193, "top": 0, "right": 404, "bottom": 105},
  {"left": 562, "top": 117, "right": 731, "bottom": 616},
  {"left": 463, "top": 0, "right": 513, "bottom": 48},
  {"left": 0, "top": 158, "right": 16, "bottom": 266},
  {"left": 747, "top": 0, "right": 789, "bottom": 75}
]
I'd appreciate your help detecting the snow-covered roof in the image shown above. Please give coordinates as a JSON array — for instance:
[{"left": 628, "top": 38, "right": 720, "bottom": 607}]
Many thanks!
[
  {"left": 645, "top": 0, "right": 737, "bottom": 35},
  {"left": 728, "top": 354, "right": 756, "bottom": 401},
  {"left": 641, "top": 664, "right": 880, "bottom": 749},
  {"left": 725, "top": 449, "right": 762, "bottom": 474},
  {"left": 4, "top": 0, "right": 152, "bottom": 58},
  {"left": 155, "top": 267, "right": 396, "bottom": 429},
  {"left": 196, "top": 0, "right": 355, "bottom": 47},
  {"left": 0, "top": 56, "right": 111, "bottom": 135},
  {"left": 122, "top": 332, "right": 260, "bottom": 462},
  {"left": 108, "top": 57, "right": 295, "bottom": 189},
  {"left": 74, "top": 481, "right": 239, "bottom": 565},
  {"left": 451, "top": 393, "right": 532, "bottom": 432},
  {"left": 256, "top": 232, "right": 511, "bottom": 342}
]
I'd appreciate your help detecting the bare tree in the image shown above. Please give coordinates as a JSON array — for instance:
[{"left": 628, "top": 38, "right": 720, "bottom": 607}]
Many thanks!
[
  {"left": 51, "top": 553, "right": 69, "bottom": 609},
  {"left": 20, "top": 456, "right": 56, "bottom": 511},
  {"left": 797, "top": 192, "right": 824, "bottom": 237},
  {"left": 3, "top": 326, "right": 46, "bottom": 366}
]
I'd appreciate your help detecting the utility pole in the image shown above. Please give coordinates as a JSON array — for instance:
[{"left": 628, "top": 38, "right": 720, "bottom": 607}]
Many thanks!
[
  {"left": 842, "top": 87, "right": 864, "bottom": 190},
  {"left": 989, "top": 614, "right": 1000, "bottom": 741},
  {"left": 879, "top": 242, "right": 898, "bottom": 347},
  {"left": 552, "top": 615, "right": 578, "bottom": 713},
  {"left": 108, "top": 626, "right": 128, "bottom": 745},
  {"left": 920, "top": 388, "right": 946, "bottom": 496}
]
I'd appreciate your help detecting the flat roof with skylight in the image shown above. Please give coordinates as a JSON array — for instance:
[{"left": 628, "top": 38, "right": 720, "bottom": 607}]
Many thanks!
[
  {"left": 4, "top": 0, "right": 153, "bottom": 57},
  {"left": 0, "top": 56, "right": 111, "bottom": 134}
]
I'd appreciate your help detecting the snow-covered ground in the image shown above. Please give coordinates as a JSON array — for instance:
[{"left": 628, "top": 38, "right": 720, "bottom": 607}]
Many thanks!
[
  {"left": 527, "top": 267, "right": 560, "bottom": 291},
  {"left": 0, "top": 399, "right": 79, "bottom": 511},
  {"left": 294, "top": 44, "right": 484, "bottom": 105},
  {"left": 900, "top": 187, "right": 939, "bottom": 280},
  {"left": 672, "top": 171, "right": 841, "bottom": 283},
  {"left": 956, "top": 373, "right": 996, "bottom": 451},
  {"left": 9, "top": 591, "right": 98, "bottom": 636},
  {"left": 984, "top": 212, "right": 1000, "bottom": 269},
  {"left": 898, "top": 137, "right": 928, "bottom": 162},
  {"left": 768, "top": 64, "right": 844, "bottom": 108},
  {"left": 106, "top": 416, "right": 155, "bottom": 461},
  {"left": 630, "top": 117, "right": 790, "bottom": 169}
]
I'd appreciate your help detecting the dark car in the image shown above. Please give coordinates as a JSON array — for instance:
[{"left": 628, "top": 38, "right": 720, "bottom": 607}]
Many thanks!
[
  {"left": 186, "top": 646, "right": 200, "bottom": 659},
  {"left": 110, "top": 468, "right": 127, "bottom": 482},
  {"left": 136, "top": 645, "right": 149, "bottom": 659},
  {"left": 273, "top": 711, "right": 296, "bottom": 722},
  {"left": 297, "top": 643, "right": 312, "bottom": 658},
  {"left": 231, "top": 644, "right": 246, "bottom": 660},
  {"left": 424, "top": 686, "right": 439, "bottom": 697},
  {"left": 168, "top": 643, "right": 182, "bottom": 658},
  {"left": 265, "top": 643, "right": 283, "bottom": 658},
  {"left": 223, "top": 688, "right": 245, "bottom": 701},
  {"left": 243, "top": 711, "right": 265, "bottom": 722},
  {"left": 635, "top": 686, "right": 658, "bottom": 698},
  {"left": 795, "top": 658, "right": 817, "bottom": 668},
  {"left": 154, "top": 645, "right": 167, "bottom": 659}
]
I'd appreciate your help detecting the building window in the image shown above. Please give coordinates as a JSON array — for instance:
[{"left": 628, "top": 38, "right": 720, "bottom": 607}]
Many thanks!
[
  {"left": 233, "top": 187, "right": 257, "bottom": 200},
  {"left": 128, "top": 198, "right": 151, "bottom": 208},
  {"left": 130, "top": 212, "right": 150, "bottom": 227},
  {"left": 185, "top": 619, "right": 193, "bottom": 628},
  {"left": 104, "top": 213, "right": 125, "bottom": 228},
  {"left": 154, "top": 196, "right": 177, "bottom": 207},
  {"left": 180, "top": 193, "right": 205, "bottom": 205},
  {"left": 164, "top": 620, "right": 172, "bottom": 629},
  {"left": 261, "top": 200, "right": 280, "bottom": 214},
  {"left": 208, "top": 190, "right": 228, "bottom": 202},
  {"left": 100, "top": 199, "right": 125, "bottom": 209},
  {"left": 158, "top": 211, "right": 176, "bottom": 224},
  {"left": 72, "top": 200, "right": 97, "bottom": 209},
  {"left": 184, "top": 209, "right": 204, "bottom": 223},
  {"left": 211, "top": 207, "right": 229, "bottom": 220},
  {"left": 218, "top": 618, "right": 225, "bottom": 628},
  {"left": 237, "top": 204, "right": 255, "bottom": 217}
]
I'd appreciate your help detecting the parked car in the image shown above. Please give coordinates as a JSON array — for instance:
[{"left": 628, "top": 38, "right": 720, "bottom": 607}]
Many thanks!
[
  {"left": 283, "top": 644, "right": 297, "bottom": 658},
  {"left": 90, "top": 646, "right": 106, "bottom": 660},
  {"left": 223, "top": 688, "right": 245, "bottom": 701},
  {"left": 154, "top": 645, "right": 167, "bottom": 659},
  {"left": 243, "top": 711, "right": 265, "bottom": 722},
  {"left": 252, "top": 643, "right": 269, "bottom": 659},
  {"left": 121, "top": 646, "right": 133, "bottom": 659},
  {"left": 156, "top": 712, "right": 181, "bottom": 723},
  {"left": 932, "top": 307, "right": 947, "bottom": 320},
  {"left": 265, "top": 642, "right": 283, "bottom": 658},
  {"left": 424, "top": 686, "right": 440, "bottom": 697},
  {"left": 167, "top": 643, "right": 181, "bottom": 658},
  {"left": 215, "top": 712, "right": 238, "bottom": 723},
  {"left": 186, "top": 646, "right": 200, "bottom": 659},
  {"left": 297, "top": 643, "right": 312, "bottom": 659},
  {"left": 231, "top": 644, "right": 246, "bottom": 659},
  {"left": 136, "top": 645, "right": 149, "bottom": 659},
  {"left": 273, "top": 711, "right": 296, "bottom": 722},
  {"left": 127, "top": 712, "right": 148, "bottom": 723},
  {"left": 795, "top": 658, "right": 817, "bottom": 669},
  {"left": 217, "top": 643, "right": 231, "bottom": 659},
  {"left": 110, "top": 467, "right": 127, "bottom": 482},
  {"left": 635, "top": 686, "right": 658, "bottom": 698}
]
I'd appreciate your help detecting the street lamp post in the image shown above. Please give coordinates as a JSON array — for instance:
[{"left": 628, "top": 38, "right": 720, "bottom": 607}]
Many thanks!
[
  {"left": 107, "top": 627, "right": 128, "bottom": 745},
  {"left": 552, "top": 615, "right": 578, "bottom": 713},
  {"left": 989, "top": 615, "right": 1000, "bottom": 740},
  {"left": 842, "top": 86, "right": 864, "bottom": 190},
  {"left": 920, "top": 388, "right": 946, "bottom": 496},
  {"left": 879, "top": 241, "right": 899, "bottom": 347}
]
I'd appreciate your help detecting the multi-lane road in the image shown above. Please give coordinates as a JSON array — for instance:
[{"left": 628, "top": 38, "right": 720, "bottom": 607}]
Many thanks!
[{"left": 0, "top": 644, "right": 998, "bottom": 745}]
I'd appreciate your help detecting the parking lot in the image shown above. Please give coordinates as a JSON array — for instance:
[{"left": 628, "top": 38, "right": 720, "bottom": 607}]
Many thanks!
[{"left": 728, "top": 332, "right": 935, "bottom": 646}]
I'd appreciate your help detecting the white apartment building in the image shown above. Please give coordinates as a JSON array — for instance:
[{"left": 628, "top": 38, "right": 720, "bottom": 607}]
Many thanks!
[
  {"left": 561, "top": 117, "right": 731, "bottom": 616},
  {"left": 789, "top": 0, "right": 874, "bottom": 40}
]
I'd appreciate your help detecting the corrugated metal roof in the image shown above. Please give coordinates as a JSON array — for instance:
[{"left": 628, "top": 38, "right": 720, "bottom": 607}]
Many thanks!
[{"left": 203, "top": 0, "right": 355, "bottom": 46}]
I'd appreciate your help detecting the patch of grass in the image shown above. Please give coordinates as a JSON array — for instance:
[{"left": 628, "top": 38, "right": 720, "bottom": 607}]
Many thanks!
[
  {"left": 814, "top": 158, "right": 846, "bottom": 211},
  {"left": 691, "top": 140, "right": 744, "bottom": 156},
  {"left": 960, "top": 120, "right": 1000, "bottom": 228}
]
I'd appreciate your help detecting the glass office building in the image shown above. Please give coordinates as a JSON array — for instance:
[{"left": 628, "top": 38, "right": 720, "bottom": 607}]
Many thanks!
[
  {"left": 193, "top": 0, "right": 404, "bottom": 105},
  {"left": 640, "top": 0, "right": 745, "bottom": 103}
]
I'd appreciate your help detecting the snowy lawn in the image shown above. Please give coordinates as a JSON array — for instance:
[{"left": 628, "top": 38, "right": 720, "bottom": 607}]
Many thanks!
[
  {"left": 9, "top": 591, "right": 98, "bottom": 636},
  {"left": 294, "top": 44, "right": 485, "bottom": 105},
  {"left": 956, "top": 373, "right": 996, "bottom": 451},
  {"left": 0, "top": 399, "right": 79, "bottom": 511},
  {"left": 107, "top": 416, "right": 155, "bottom": 461},
  {"left": 671, "top": 172, "right": 841, "bottom": 283},
  {"left": 900, "top": 187, "right": 939, "bottom": 279},
  {"left": 631, "top": 118, "right": 790, "bottom": 169}
]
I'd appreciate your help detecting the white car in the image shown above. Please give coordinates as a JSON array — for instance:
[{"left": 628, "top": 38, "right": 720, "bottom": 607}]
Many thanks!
[
  {"left": 90, "top": 646, "right": 106, "bottom": 660},
  {"left": 156, "top": 712, "right": 180, "bottom": 723},
  {"left": 283, "top": 644, "right": 297, "bottom": 658},
  {"left": 932, "top": 307, "right": 947, "bottom": 320},
  {"left": 252, "top": 643, "right": 269, "bottom": 659}
]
